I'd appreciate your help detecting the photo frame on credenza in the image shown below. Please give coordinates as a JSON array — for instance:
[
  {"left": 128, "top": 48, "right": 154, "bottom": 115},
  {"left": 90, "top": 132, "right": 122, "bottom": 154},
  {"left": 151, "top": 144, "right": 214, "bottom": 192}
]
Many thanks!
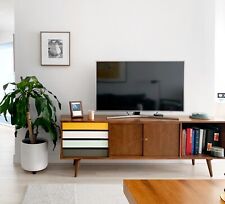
[
  {"left": 40, "top": 31, "right": 70, "bottom": 66},
  {"left": 69, "top": 101, "right": 83, "bottom": 118}
]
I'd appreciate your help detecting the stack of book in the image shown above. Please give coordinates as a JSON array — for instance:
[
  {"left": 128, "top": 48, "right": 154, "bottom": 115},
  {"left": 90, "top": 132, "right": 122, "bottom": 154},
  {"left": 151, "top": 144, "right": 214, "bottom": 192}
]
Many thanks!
[{"left": 182, "top": 127, "right": 220, "bottom": 156}]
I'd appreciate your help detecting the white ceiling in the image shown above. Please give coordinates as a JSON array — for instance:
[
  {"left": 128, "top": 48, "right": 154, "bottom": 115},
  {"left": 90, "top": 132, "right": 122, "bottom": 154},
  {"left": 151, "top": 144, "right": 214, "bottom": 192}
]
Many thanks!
[{"left": 0, "top": 0, "right": 14, "bottom": 32}]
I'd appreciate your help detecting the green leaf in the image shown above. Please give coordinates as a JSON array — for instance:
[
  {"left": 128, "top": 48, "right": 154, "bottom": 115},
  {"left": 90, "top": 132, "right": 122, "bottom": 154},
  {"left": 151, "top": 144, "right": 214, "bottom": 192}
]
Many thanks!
[
  {"left": 46, "top": 102, "right": 53, "bottom": 120},
  {"left": 35, "top": 96, "right": 45, "bottom": 116},
  {"left": 14, "top": 97, "right": 27, "bottom": 127},
  {"left": 3, "top": 83, "right": 9, "bottom": 91},
  {"left": 0, "top": 94, "right": 8, "bottom": 107},
  {"left": 46, "top": 91, "right": 61, "bottom": 110},
  {"left": 0, "top": 96, "right": 11, "bottom": 120},
  {"left": 33, "top": 117, "right": 58, "bottom": 148}
]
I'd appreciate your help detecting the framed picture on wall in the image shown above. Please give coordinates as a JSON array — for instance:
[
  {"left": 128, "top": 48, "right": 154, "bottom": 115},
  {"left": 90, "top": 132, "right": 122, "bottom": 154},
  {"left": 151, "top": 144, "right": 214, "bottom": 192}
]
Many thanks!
[
  {"left": 40, "top": 31, "right": 70, "bottom": 66},
  {"left": 69, "top": 101, "right": 83, "bottom": 118}
]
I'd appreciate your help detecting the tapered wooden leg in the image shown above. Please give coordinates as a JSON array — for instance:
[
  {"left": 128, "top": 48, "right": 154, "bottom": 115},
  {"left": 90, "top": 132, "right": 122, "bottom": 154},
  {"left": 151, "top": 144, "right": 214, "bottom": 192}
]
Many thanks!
[
  {"left": 192, "top": 159, "right": 195, "bottom": 166},
  {"left": 74, "top": 159, "right": 80, "bottom": 177},
  {"left": 206, "top": 159, "right": 213, "bottom": 177}
]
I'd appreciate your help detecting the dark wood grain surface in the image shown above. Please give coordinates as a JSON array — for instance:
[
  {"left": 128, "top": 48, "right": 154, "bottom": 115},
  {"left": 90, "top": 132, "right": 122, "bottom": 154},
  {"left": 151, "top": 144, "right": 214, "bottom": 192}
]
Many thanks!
[
  {"left": 143, "top": 122, "right": 180, "bottom": 156},
  {"left": 109, "top": 123, "right": 142, "bottom": 156}
]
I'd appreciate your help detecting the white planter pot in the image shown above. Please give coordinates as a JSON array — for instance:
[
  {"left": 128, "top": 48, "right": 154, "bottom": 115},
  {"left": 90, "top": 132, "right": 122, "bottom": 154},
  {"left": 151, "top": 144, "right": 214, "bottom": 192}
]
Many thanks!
[{"left": 21, "top": 138, "right": 48, "bottom": 172}]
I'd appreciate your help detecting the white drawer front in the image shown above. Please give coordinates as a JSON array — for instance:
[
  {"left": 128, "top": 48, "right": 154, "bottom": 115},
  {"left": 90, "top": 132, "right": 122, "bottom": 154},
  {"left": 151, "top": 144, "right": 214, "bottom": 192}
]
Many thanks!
[
  {"left": 63, "top": 140, "right": 108, "bottom": 148},
  {"left": 62, "top": 131, "right": 108, "bottom": 139}
]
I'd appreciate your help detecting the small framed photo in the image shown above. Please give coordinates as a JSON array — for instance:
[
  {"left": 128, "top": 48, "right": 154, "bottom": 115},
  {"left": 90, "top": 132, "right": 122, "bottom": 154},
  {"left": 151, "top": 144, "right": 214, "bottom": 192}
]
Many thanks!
[
  {"left": 69, "top": 101, "right": 83, "bottom": 118},
  {"left": 40, "top": 31, "right": 70, "bottom": 66}
]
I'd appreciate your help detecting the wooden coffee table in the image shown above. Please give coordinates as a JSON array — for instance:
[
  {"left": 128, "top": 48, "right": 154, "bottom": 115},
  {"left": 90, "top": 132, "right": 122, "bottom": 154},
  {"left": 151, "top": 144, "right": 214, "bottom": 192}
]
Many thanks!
[{"left": 123, "top": 179, "right": 225, "bottom": 204}]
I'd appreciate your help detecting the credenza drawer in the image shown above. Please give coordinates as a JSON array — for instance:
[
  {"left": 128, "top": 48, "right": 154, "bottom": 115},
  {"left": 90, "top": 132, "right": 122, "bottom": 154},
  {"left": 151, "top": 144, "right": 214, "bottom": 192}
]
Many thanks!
[
  {"left": 62, "top": 122, "right": 108, "bottom": 130},
  {"left": 62, "top": 131, "right": 108, "bottom": 139},
  {"left": 62, "top": 148, "right": 108, "bottom": 157},
  {"left": 61, "top": 119, "right": 109, "bottom": 158},
  {"left": 62, "top": 140, "right": 108, "bottom": 148}
]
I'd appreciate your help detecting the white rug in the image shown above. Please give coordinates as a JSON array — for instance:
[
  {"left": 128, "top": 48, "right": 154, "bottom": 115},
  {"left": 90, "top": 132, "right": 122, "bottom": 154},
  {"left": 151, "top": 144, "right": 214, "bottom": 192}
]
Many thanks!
[{"left": 22, "top": 183, "right": 128, "bottom": 204}]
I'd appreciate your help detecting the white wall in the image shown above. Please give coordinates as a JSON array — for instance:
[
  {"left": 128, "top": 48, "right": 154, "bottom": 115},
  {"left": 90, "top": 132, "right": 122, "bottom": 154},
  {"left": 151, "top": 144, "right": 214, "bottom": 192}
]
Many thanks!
[
  {"left": 14, "top": 0, "right": 215, "bottom": 163},
  {"left": 0, "top": 31, "right": 13, "bottom": 44},
  {"left": 215, "top": 0, "right": 225, "bottom": 99},
  {"left": 214, "top": 0, "right": 225, "bottom": 116}
]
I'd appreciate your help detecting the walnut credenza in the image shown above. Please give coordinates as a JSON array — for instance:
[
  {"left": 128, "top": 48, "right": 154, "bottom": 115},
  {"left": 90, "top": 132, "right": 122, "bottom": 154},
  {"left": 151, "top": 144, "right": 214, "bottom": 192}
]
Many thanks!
[{"left": 60, "top": 115, "right": 225, "bottom": 177}]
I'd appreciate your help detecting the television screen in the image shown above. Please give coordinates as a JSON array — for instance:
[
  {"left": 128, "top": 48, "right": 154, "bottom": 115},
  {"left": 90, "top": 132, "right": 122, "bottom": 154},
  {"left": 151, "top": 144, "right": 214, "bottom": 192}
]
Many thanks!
[{"left": 96, "top": 61, "right": 184, "bottom": 111}]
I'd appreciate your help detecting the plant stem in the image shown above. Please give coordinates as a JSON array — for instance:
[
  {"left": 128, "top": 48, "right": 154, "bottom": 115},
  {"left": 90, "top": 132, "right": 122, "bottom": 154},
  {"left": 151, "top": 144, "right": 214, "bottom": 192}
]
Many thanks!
[{"left": 26, "top": 111, "right": 36, "bottom": 144}]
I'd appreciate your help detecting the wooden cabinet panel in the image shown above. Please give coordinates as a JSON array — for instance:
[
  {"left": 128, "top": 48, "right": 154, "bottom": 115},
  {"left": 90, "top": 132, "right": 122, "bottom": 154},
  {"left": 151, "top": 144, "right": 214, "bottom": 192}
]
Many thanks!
[
  {"left": 109, "top": 123, "right": 142, "bottom": 156},
  {"left": 143, "top": 122, "right": 179, "bottom": 156}
]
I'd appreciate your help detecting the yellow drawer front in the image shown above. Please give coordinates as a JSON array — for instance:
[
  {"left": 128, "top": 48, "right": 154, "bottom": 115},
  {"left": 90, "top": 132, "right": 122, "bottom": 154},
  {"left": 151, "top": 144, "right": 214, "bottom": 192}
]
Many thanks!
[{"left": 62, "top": 122, "right": 108, "bottom": 130}]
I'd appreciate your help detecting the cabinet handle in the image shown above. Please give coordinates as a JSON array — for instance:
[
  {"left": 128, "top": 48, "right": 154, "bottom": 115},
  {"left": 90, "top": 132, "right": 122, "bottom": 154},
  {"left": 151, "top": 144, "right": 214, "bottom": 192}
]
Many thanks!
[{"left": 144, "top": 138, "right": 148, "bottom": 141}]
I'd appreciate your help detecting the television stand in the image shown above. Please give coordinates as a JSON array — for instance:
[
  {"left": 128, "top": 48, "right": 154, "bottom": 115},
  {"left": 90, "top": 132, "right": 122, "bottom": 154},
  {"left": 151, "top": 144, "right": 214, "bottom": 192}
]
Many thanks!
[
  {"left": 107, "top": 115, "right": 179, "bottom": 120},
  {"left": 60, "top": 115, "right": 225, "bottom": 177},
  {"left": 106, "top": 115, "right": 141, "bottom": 119}
]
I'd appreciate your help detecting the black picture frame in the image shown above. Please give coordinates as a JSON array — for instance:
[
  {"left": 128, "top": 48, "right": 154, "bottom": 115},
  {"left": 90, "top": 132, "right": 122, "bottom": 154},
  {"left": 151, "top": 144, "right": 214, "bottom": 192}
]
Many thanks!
[{"left": 69, "top": 101, "right": 83, "bottom": 118}]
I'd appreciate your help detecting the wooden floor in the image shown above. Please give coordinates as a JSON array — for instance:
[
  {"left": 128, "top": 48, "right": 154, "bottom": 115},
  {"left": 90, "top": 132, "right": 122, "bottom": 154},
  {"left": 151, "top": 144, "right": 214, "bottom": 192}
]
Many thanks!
[{"left": 1, "top": 125, "right": 225, "bottom": 204}]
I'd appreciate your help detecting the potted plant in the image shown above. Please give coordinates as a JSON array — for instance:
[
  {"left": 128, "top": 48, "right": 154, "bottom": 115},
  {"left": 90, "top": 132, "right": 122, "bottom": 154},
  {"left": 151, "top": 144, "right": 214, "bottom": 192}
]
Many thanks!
[{"left": 0, "top": 76, "right": 61, "bottom": 173}]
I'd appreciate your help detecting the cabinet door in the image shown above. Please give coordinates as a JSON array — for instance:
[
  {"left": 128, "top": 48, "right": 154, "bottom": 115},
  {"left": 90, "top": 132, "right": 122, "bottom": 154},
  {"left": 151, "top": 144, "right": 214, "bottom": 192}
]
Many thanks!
[
  {"left": 143, "top": 122, "right": 179, "bottom": 157},
  {"left": 109, "top": 123, "right": 142, "bottom": 156}
]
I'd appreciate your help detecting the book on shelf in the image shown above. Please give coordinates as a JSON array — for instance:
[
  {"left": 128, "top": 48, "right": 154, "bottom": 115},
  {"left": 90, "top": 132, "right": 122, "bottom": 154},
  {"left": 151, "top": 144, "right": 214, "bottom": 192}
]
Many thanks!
[
  {"left": 182, "top": 129, "right": 186, "bottom": 156},
  {"left": 202, "top": 129, "right": 207, "bottom": 153},
  {"left": 186, "top": 128, "right": 192, "bottom": 155},
  {"left": 198, "top": 129, "right": 204, "bottom": 154},
  {"left": 191, "top": 128, "right": 195, "bottom": 155},
  {"left": 183, "top": 126, "right": 221, "bottom": 157},
  {"left": 194, "top": 128, "right": 200, "bottom": 155}
]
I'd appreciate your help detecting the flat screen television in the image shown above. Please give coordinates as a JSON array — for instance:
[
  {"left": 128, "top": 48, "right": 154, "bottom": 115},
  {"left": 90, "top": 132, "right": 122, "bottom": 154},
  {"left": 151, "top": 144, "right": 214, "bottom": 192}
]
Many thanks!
[{"left": 96, "top": 61, "right": 184, "bottom": 111}]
